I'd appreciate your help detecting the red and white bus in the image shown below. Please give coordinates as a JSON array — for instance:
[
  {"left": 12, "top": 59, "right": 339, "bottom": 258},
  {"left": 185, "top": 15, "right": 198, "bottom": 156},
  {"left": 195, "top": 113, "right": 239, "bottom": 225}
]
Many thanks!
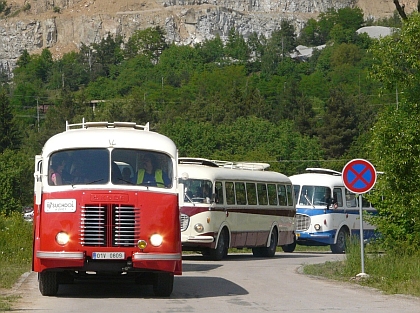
[
  {"left": 33, "top": 120, "right": 181, "bottom": 297},
  {"left": 178, "top": 158, "right": 296, "bottom": 260}
]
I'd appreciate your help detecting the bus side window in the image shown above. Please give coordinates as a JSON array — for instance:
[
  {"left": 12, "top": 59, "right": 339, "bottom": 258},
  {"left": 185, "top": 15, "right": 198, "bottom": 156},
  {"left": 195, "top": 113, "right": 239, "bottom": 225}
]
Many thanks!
[
  {"left": 215, "top": 181, "right": 224, "bottom": 204},
  {"left": 293, "top": 185, "right": 300, "bottom": 204},
  {"left": 226, "top": 182, "right": 235, "bottom": 205},
  {"left": 235, "top": 182, "right": 246, "bottom": 205},
  {"left": 268, "top": 184, "right": 277, "bottom": 205},
  {"left": 277, "top": 184, "right": 287, "bottom": 206},
  {"left": 286, "top": 185, "right": 294, "bottom": 206},
  {"left": 257, "top": 183, "right": 268, "bottom": 205},
  {"left": 345, "top": 189, "right": 357, "bottom": 207},
  {"left": 246, "top": 182, "right": 257, "bottom": 205},
  {"left": 333, "top": 188, "right": 343, "bottom": 207}
]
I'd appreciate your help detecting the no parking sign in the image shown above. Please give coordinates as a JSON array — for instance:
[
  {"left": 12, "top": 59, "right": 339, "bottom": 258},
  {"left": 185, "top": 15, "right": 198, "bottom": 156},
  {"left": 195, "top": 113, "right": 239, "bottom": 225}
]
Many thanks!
[
  {"left": 342, "top": 159, "right": 377, "bottom": 277},
  {"left": 342, "top": 159, "right": 377, "bottom": 194}
]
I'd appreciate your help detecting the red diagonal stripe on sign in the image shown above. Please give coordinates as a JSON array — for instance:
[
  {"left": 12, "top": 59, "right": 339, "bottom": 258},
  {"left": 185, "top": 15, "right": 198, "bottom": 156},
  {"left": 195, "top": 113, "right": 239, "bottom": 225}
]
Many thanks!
[{"left": 348, "top": 165, "right": 370, "bottom": 187}]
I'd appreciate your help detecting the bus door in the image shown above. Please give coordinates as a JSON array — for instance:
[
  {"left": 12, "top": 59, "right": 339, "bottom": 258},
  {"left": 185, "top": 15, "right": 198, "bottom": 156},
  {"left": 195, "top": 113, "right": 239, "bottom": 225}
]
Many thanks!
[{"left": 330, "top": 187, "right": 345, "bottom": 231}]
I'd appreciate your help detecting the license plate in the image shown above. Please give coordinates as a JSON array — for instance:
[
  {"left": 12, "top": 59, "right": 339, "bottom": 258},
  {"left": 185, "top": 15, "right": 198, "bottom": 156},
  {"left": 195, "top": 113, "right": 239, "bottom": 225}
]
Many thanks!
[{"left": 92, "top": 252, "right": 125, "bottom": 259}]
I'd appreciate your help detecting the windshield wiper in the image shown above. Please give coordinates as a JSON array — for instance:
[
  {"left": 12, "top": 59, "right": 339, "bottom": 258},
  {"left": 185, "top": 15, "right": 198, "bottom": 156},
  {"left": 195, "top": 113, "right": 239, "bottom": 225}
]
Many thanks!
[
  {"left": 184, "top": 192, "right": 195, "bottom": 206},
  {"left": 304, "top": 194, "right": 315, "bottom": 208}
]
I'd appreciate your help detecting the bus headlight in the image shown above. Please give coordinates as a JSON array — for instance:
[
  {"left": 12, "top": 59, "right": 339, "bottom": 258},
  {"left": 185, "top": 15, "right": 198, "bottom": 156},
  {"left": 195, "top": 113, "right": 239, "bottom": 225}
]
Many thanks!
[
  {"left": 194, "top": 223, "right": 204, "bottom": 233},
  {"left": 56, "top": 232, "right": 70, "bottom": 245},
  {"left": 314, "top": 224, "right": 321, "bottom": 231},
  {"left": 150, "top": 234, "right": 163, "bottom": 247}
]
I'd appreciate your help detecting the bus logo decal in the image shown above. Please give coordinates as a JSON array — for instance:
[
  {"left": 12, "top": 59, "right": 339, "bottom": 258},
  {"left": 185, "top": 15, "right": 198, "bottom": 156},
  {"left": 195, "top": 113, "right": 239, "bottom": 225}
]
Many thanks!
[
  {"left": 45, "top": 199, "right": 76, "bottom": 213},
  {"left": 90, "top": 193, "right": 129, "bottom": 202}
]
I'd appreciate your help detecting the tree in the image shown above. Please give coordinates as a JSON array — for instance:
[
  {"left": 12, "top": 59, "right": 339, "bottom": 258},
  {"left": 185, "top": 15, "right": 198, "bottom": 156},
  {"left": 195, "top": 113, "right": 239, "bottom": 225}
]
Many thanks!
[
  {"left": 90, "top": 33, "right": 124, "bottom": 78},
  {"left": 195, "top": 35, "right": 225, "bottom": 64},
  {"left": 317, "top": 88, "right": 357, "bottom": 159},
  {"left": 124, "top": 27, "right": 168, "bottom": 62},
  {"left": 0, "top": 91, "right": 21, "bottom": 152},
  {"left": 368, "top": 12, "right": 420, "bottom": 252},
  {"left": 369, "top": 104, "right": 420, "bottom": 253},
  {"left": 224, "top": 28, "right": 250, "bottom": 63}
]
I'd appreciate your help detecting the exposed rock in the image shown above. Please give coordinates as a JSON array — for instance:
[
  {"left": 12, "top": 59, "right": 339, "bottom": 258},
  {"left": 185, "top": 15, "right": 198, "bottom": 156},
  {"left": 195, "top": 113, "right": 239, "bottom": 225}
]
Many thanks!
[{"left": 0, "top": 0, "right": 417, "bottom": 76}]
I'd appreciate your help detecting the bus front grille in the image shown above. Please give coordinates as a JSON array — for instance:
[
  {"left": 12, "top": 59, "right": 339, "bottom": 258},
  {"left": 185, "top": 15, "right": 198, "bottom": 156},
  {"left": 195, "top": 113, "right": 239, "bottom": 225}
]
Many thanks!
[
  {"left": 180, "top": 213, "right": 189, "bottom": 232},
  {"left": 80, "top": 204, "right": 140, "bottom": 247},
  {"left": 296, "top": 214, "right": 311, "bottom": 231}
]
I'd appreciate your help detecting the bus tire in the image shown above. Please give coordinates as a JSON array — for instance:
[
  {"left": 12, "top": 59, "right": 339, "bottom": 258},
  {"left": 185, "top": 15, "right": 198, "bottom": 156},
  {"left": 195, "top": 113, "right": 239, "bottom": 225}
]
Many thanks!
[
  {"left": 153, "top": 273, "right": 174, "bottom": 297},
  {"left": 281, "top": 236, "right": 296, "bottom": 253},
  {"left": 252, "top": 247, "right": 263, "bottom": 257},
  {"left": 39, "top": 272, "right": 58, "bottom": 296},
  {"left": 210, "top": 228, "right": 228, "bottom": 261},
  {"left": 330, "top": 227, "right": 349, "bottom": 254},
  {"left": 261, "top": 228, "right": 278, "bottom": 257}
]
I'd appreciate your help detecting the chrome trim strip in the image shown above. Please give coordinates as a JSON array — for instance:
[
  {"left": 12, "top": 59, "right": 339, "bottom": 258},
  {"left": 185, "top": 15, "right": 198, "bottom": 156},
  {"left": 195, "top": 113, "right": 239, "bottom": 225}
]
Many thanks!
[
  {"left": 36, "top": 251, "right": 84, "bottom": 259},
  {"left": 182, "top": 235, "right": 214, "bottom": 243},
  {"left": 133, "top": 253, "right": 181, "bottom": 260}
]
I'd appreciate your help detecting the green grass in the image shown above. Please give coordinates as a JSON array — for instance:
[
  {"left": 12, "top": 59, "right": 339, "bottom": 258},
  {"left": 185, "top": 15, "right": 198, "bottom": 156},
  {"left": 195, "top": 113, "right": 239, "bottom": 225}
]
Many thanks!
[
  {"left": 0, "top": 212, "right": 32, "bottom": 311},
  {"left": 303, "top": 238, "right": 420, "bottom": 297}
]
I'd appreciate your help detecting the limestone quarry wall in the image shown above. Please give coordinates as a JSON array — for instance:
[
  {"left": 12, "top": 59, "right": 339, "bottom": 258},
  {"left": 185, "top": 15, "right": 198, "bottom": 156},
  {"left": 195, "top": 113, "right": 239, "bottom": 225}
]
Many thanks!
[{"left": 0, "top": 0, "right": 416, "bottom": 76}]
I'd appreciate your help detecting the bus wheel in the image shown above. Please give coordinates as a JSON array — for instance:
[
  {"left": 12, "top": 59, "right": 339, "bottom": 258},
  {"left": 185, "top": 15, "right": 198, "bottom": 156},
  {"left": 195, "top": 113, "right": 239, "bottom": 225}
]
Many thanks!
[
  {"left": 261, "top": 228, "right": 278, "bottom": 257},
  {"left": 281, "top": 236, "right": 296, "bottom": 253},
  {"left": 210, "top": 228, "right": 228, "bottom": 261},
  {"left": 39, "top": 272, "right": 59, "bottom": 296},
  {"left": 330, "top": 228, "right": 349, "bottom": 254},
  {"left": 251, "top": 247, "right": 263, "bottom": 257},
  {"left": 153, "top": 273, "right": 174, "bottom": 297}
]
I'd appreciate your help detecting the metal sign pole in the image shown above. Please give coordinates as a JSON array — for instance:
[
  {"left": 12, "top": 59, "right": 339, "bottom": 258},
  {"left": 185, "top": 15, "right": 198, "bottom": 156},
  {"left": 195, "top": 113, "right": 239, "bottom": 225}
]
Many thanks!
[{"left": 357, "top": 194, "right": 368, "bottom": 278}]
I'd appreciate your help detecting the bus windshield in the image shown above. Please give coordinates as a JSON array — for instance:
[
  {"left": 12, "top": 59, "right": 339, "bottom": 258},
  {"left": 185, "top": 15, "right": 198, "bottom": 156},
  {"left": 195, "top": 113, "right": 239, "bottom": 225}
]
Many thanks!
[
  {"left": 48, "top": 148, "right": 173, "bottom": 187},
  {"left": 298, "top": 185, "right": 331, "bottom": 207},
  {"left": 182, "top": 179, "right": 213, "bottom": 203}
]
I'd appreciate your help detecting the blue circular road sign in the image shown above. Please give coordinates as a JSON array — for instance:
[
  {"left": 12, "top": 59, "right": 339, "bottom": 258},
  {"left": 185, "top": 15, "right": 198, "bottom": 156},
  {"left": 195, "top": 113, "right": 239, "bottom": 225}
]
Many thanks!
[{"left": 342, "top": 159, "right": 377, "bottom": 194}]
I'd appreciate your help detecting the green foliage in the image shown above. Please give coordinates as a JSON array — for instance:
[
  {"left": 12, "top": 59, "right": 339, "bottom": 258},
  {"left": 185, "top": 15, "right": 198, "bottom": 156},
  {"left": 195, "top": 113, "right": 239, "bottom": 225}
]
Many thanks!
[
  {"left": 0, "top": 212, "right": 33, "bottom": 288},
  {"left": 0, "top": 1, "right": 6, "bottom": 14},
  {"left": 299, "top": 7, "right": 365, "bottom": 46},
  {"left": 0, "top": 91, "right": 21, "bottom": 152},
  {"left": 369, "top": 104, "right": 420, "bottom": 253},
  {"left": 367, "top": 13, "right": 420, "bottom": 253},
  {"left": 304, "top": 239, "right": 420, "bottom": 297},
  {"left": 160, "top": 117, "right": 323, "bottom": 176},
  {"left": 0, "top": 149, "right": 33, "bottom": 215},
  {"left": 124, "top": 27, "right": 168, "bottom": 62},
  {"left": 225, "top": 28, "right": 250, "bottom": 63},
  {"left": 370, "top": 13, "right": 420, "bottom": 96}
]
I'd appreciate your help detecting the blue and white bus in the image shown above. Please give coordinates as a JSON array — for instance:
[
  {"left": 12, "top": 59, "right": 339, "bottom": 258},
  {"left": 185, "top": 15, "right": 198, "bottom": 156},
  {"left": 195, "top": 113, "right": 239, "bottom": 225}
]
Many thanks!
[{"left": 290, "top": 168, "right": 376, "bottom": 253}]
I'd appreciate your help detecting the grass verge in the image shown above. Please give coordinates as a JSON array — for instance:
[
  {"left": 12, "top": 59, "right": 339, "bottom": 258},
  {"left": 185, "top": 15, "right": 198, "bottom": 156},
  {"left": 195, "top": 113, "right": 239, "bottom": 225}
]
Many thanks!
[
  {"left": 0, "top": 212, "right": 32, "bottom": 311},
  {"left": 303, "top": 238, "right": 420, "bottom": 297}
]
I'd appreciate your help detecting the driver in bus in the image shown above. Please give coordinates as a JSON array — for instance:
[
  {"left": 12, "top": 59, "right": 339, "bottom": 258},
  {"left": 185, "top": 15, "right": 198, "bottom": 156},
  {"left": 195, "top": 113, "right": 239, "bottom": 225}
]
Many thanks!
[{"left": 136, "top": 154, "right": 171, "bottom": 188}]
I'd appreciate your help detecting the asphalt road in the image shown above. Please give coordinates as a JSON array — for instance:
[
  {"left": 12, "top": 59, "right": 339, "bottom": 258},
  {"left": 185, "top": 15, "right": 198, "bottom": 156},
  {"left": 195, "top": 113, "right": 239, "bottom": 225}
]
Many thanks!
[{"left": 10, "top": 252, "right": 420, "bottom": 313}]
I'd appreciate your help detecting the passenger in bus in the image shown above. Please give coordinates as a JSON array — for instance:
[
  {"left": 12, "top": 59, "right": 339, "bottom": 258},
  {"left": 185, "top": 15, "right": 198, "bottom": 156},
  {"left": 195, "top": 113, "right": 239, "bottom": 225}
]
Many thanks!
[
  {"left": 121, "top": 167, "right": 133, "bottom": 184},
  {"left": 137, "top": 154, "right": 171, "bottom": 187},
  {"left": 49, "top": 155, "right": 67, "bottom": 185},
  {"left": 201, "top": 184, "right": 211, "bottom": 203},
  {"left": 70, "top": 159, "right": 88, "bottom": 184}
]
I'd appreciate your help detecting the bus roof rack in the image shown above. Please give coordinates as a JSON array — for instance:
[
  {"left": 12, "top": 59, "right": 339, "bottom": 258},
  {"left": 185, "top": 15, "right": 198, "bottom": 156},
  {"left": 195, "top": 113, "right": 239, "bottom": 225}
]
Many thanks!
[
  {"left": 305, "top": 168, "right": 341, "bottom": 176},
  {"left": 66, "top": 119, "right": 150, "bottom": 131},
  {"left": 178, "top": 158, "right": 220, "bottom": 167},
  {"left": 179, "top": 157, "right": 270, "bottom": 171}
]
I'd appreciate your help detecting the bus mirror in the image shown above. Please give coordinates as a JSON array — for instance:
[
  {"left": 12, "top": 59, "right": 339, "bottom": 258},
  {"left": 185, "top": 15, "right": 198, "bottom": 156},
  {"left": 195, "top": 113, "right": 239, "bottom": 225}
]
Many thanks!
[
  {"left": 180, "top": 172, "right": 189, "bottom": 181},
  {"left": 34, "top": 156, "right": 43, "bottom": 205}
]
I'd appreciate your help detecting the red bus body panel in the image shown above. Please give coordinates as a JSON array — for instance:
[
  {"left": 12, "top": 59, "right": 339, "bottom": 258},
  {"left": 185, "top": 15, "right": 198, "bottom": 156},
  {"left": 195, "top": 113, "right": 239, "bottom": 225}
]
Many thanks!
[{"left": 33, "top": 189, "right": 182, "bottom": 275}]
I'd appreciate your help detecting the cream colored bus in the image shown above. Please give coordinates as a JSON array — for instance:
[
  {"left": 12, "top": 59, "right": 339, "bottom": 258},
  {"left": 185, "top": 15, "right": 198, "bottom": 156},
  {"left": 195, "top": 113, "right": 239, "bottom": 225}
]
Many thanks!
[{"left": 178, "top": 158, "right": 296, "bottom": 260}]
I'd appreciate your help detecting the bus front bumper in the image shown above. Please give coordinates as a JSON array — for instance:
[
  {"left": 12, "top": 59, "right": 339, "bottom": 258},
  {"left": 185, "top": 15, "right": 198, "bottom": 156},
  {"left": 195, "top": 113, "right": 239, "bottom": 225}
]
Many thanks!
[
  {"left": 296, "top": 231, "right": 335, "bottom": 245},
  {"left": 181, "top": 234, "right": 214, "bottom": 243}
]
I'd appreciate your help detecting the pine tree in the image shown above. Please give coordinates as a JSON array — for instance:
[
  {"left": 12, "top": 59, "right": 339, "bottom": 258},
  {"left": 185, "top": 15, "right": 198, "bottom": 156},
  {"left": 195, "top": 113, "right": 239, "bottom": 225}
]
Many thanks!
[{"left": 0, "top": 91, "right": 21, "bottom": 152}]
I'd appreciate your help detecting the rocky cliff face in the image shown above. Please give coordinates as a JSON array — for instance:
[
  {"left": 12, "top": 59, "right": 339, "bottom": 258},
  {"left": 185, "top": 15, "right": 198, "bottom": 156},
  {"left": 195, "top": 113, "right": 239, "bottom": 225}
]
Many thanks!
[{"left": 0, "top": 0, "right": 416, "bottom": 76}]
